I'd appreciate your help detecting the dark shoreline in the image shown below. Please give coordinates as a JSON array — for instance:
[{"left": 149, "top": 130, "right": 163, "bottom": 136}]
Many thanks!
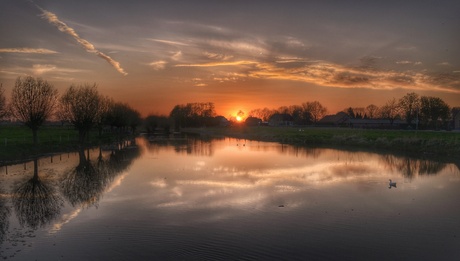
[{"left": 181, "top": 127, "right": 460, "bottom": 162}]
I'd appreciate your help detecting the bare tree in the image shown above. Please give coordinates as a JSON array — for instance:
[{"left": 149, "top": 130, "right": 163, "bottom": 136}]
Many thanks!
[
  {"left": 365, "top": 104, "right": 379, "bottom": 119},
  {"left": 399, "top": 92, "right": 420, "bottom": 125},
  {"left": 379, "top": 98, "right": 401, "bottom": 126},
  {"left": 0, "top": 84, "right": 7, "bottom": 120},
  {"left": 302, "top": 101, "right": 327, "bottom": 124},
  {"left": 10, "top": 76, "right": 58, "bottom": 144},
  {"left": 95, "top": 96, "right": 113, "bottom": 137},
  {"left": 60, "top": 84, "right": 102, "bottom": 144},
  {"left": 249, "top": 107, "right": 275, "bottom": 122}
]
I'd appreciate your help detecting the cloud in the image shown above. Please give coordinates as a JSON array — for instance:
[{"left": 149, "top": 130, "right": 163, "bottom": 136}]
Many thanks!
[
  {"left": 171, "top": 51, "right": 182, "bottom": 61},
  {"left": 32, "top": 64, "right": 57, "bottom": 75},
  {"left": 31, "top": 64, "right": 86, "bottom": 77},
  {"left": 203, "top": 52, "right": 233, "bottom": 61},
  {"left": 396, "top": 60, "right": 422, "bottom": 65},
  {"left": 176, "top": 60, "right": 258, "bottom": 67},
  {"left": 177, "top": 58, "right": 460, "bottom": 94},
  {"left": 36, "top": 5, "right": 128, "bottom": 76},
  {"left": 149, "top": 38, "right": 191, "bottom": 46},
  {"left": 149, "top": 60, "right": 167, "bottom": 70},
  {"left": 0, "top": 48, "right": 58, "bottom": 54}
]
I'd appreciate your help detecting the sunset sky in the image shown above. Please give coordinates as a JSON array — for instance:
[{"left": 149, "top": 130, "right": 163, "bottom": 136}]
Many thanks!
[{"left": 1, "top": 0, "right": 459, "bottom": 118}]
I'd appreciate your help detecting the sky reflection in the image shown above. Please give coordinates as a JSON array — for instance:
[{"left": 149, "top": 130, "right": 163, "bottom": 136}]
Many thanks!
[
  {"left": 134, "top": 137, "right": 459, "bottom": 220},
  {"left": 1, "top": 137, "right": 459, "bottom": 260}
]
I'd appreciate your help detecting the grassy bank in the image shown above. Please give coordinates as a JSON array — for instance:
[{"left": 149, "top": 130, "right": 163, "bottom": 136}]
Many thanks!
[
  {"left": 0, "top": 125, "right": 116, "bottom": 163},
  {"left": 182, "top": 126, "right": 460, "bottom": 156}
]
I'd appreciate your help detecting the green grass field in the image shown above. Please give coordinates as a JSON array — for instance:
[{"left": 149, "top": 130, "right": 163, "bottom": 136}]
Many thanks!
[
  {"left": 0, "top": 125, "right": 116, "bottom": 163},
  {"left": 183, "top": 126, "right": 460, "bottom": 156}
]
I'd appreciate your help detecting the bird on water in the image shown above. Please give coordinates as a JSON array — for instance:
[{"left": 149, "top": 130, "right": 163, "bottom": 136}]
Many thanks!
[{"left": 389, "top": 179, "right": 397, "bottom": 188}]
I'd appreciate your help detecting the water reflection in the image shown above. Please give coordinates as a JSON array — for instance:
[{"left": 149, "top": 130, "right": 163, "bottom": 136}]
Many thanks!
[
  {"left": 11, "top": 158, "right": 63, "bottom": 229},
  {"left": 145, "top": 136, "right": 456, "bottom": 180},
  {"left": 0, "top": 188, "right": 10, "bottom": 244},
  {"left": 380, "top": 154, "right": 447, "bottom": 178},
  {"left": 61, "top": 142, "right": 140, "bottom": 208},
  {"left": 1, "top": 137, "right": 459, "bottom": 260},
  {"left": 147, "top": 135, "right": 217, "bottom": 156},
  {"left": 137, "top": 137, "right": 460, "bottom": 220}
]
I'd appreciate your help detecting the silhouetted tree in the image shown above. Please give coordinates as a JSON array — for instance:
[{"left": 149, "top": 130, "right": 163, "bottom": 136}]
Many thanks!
[
  {"left": 302, "top": 101, "right": 327, "bottom": 124},
  {"left": 399, "top": 92, "right": 420, "bottom": 125},
  {"left": 169, "top": 102, "right": 216, "bottom": 129},
  {"left": 95, "top": 96, "right": 113, "bottom": 138},
  {"left": 106, "top": 102, "right": 141, "bottom": 135},
  {"left": 0, "top": 84, "right": 7, "bottom": 121},
  {"left": 127, "top": 108, "right": 142, "bottom": 133},
  {"left": 365, "top": 104, "right": 379, "bottom": 119},
  {"left": 60, "top": 84, "right": 102, "bottom": 144},
  {"left": 249, "top": 107, "right": 276, "bottom": 122},
  {"left": 144, "top": 115, "right": 170, "bottom": 134},
  {"left": 419, "top": 96, "right": 450, "bottom": 129},
  {"left": 379, "top": 98, "right": 401, "bottom": 126},
  {"left": 346, "top": 107, "right": 355, "bottom": 118},
  {"left": 10, "top": 76, "right": 58, "bottom": 144}
]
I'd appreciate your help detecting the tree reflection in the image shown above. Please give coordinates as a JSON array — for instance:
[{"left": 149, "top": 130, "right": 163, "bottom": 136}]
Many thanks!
[
  {"left": 380, "top": 155, "right": 446, "bottom": 178},
  {"left": 418, "top": 160, "right": 446, "bottom": 175},
  {"left": 11, "top": 159, "right": 63, "bottom": 229},
  {"left": 61, "top": 148, "right": 106, "bottom": 208},
  {"left": 147, "top": 136, "right": 216, "bottom": 156},
  {"left": 0, "top": 188, "right": 11, "bottom": 244},
  {"left": 61, "top": 142, "right": 140, "bottom": 208}
]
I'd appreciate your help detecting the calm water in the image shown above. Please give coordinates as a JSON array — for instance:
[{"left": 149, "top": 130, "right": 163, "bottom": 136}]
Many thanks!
[{"left": 0, "top": 137, "right": 459, "bottom": 260}]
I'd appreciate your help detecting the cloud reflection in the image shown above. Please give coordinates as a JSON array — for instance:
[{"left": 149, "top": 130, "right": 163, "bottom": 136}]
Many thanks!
[{"left": 140, "top": 138, "right": 459, "bottom": 222}]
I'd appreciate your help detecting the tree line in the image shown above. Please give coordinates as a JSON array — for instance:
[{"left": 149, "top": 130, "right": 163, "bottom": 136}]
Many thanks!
[
  {"left": 151, "top": 93, "right": 456, "bottom": 131},
  {"left": 0, "top": 76, "right": 141, "bottom": 144},
  {"left": 247, "top": 92, "right": 454, "bottom": 129},
  {"left": 2, "top": 77, "right": 455, "bottom": 140}
]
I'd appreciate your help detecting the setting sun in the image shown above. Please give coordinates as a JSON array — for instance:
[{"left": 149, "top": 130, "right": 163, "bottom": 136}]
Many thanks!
[{"left": 236, "top": 116, "right": 242, "bottom": 122}]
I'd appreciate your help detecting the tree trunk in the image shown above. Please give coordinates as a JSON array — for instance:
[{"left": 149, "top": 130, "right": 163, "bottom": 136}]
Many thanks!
[
  {"left": 32, "top": 128, "right": 38, "bottom": 145},
  {"left": 79, "top": 130, "right": 87, "bottom": 145}
]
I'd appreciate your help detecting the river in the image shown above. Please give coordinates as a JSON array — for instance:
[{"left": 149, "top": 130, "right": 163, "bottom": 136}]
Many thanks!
[{"left": 0, "top": 136, "right": 459, "bottom": 260}]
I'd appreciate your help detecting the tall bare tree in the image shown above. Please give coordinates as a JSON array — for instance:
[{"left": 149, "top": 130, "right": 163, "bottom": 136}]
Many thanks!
[
  {"left": 302, "top": 101, "right": 327, "bottom": 124},
  {"left": 10, "top": 76, "right": 58, "bottom": 144},
  {"left": 0, "top": 84, "right": 7, "bottom": 120},
  {"left": 365, "top": 104, "right": 379, "bottom": 119},
  {"left": 60, "top": 84, "right": 102, "bottom": 144},
  {"left": 399, "top": 92, "right": 420, "bottom": 125},
  {"left": 379, "top": 98, "right": 401, "bottom": 126}
]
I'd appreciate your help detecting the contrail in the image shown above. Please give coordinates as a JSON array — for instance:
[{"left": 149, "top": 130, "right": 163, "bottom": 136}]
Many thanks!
[
  {"left": 35, "top": 5, "right": 128, "bottom": 76},
  {"left": 0, "top": 48, "right": 57, "bottom": 54}
]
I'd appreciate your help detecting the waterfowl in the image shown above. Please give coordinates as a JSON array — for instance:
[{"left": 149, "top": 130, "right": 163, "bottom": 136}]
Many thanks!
[{"left": 389, "top": 179, "right": 397, "bottom": 188}]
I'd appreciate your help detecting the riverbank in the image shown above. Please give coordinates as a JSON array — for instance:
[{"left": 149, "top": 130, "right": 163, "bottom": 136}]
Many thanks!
[
  {"left": 182, "top": 126, "right": 460, "bottom": 156},
  {"left": 0, "top": 125, "right": 117, "bottom": 164}
]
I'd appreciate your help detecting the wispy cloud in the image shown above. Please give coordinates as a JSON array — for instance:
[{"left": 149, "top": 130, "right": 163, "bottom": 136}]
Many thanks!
[
  {"left": 176, "top": 60, "right": 258, "bottom": 67},
  {"left": 36, "top": 5, "right": 128, "bottom": 76},
  {"left": 175, "top": 57, "right": 460, "bottom": 94},
  {"left": 204, "top": 51, "right": 233, "bottom": 61},
  {"left": 396, "top": 60, "right": 422, "bottom": 65},
  {"left": 149, "top": 60, "right": 167, "bottom": 70},
  {"left": 149, "top": 38, "right": 191, "bottom": 46},
  {"left": 0, "top": 48, "right": 58, "bottom": 54},
  {"left": 31, "top": 64, "right": 86, "bottom": 76}
]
